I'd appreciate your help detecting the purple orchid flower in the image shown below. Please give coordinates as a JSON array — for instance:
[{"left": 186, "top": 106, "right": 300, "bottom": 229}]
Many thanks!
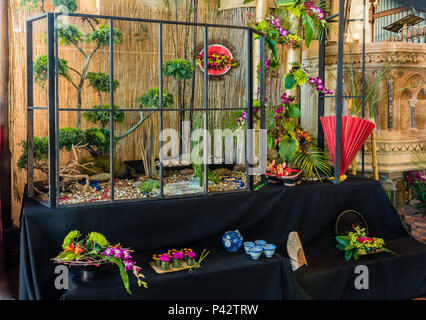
[
  {"left": 123, "top": 260, "right": 136, "bottom": 271},
  {"left": 101, "top": 247, "right": 114, "bottom": 257},
  {"left": 113, "top": 248, "right": 124, "bottom": 259}
]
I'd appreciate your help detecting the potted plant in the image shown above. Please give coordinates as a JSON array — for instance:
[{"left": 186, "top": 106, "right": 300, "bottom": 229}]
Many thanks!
[
  {"left": 186, "top": 251, "right": 196, "bottom": 267},
  {"left": 160, "top": 254, "right": 171, "bottom": 271},
  {"left": 172, "top": 251, "right": 184, "bottom": 268},
  {"left": 335, "top": 226, "right": 396, "bottom": 261}
]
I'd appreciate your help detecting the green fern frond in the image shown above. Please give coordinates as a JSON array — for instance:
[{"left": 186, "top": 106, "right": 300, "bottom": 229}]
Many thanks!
[{"left": 290, "top": 146, "right": 331, "bottom": 181}]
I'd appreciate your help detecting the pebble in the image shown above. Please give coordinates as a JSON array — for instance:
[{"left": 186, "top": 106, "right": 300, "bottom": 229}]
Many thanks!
[{"left": 55, "top": 170, "right": 256, "bottom": 205}]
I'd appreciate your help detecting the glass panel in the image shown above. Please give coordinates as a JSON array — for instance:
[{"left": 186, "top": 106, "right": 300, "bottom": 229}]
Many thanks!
[
  {"left": 57, "top": 110, "right": 111, "bottom": 206},
  {"left": 114, "top": 110, "right": 160, "bottom": 200}
]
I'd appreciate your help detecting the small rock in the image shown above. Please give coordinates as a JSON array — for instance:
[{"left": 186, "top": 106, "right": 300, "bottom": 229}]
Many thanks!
[
  {"left": 90, "top": 173, "right": 111, "bottom": 182},
  {"left": 180, "top": 168, "right": 194, "bottom": 175},
  {"left": 233, "top": 164, "right": 246, "bottom": 172}
]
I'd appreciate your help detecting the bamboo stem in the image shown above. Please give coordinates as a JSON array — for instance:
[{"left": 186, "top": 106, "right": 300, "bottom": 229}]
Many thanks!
[
  {"left": 369, "top": 117, "right": 379, "bottom": 180},
  {"left": 348, "top": 99, "right": 356, "bottom": 176}
]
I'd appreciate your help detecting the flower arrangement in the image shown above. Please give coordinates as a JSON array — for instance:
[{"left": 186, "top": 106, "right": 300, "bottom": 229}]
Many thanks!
[
  {"left": 307, "top": 76, "right": 334, "bottom": 96},
  {"left": 53, "top": 230, "right": 147, "bottom": 294},
  {"left": 266, "top": 160, "right": 300, "bottom": 178},
  {"left": 151, "top": 248, "right": 210, "bottom": 272},
  {"left": 335, "top": 226, "right": 396, "bottom": 261},
  {"left": 404, "top": 169, "right": 426, "bottom": 214}
]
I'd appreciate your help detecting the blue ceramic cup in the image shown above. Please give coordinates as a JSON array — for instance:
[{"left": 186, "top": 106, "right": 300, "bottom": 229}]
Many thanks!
[
  {"left": 255, "top": 240, "right": 267, "bottom": 247},
  {"left": 263, "top": 244, "right": 276, "bottom": 258},
  {"left": 244, "top": 242, "right": 255, "bottom": 254},
  {"left": 249, "top": 246, "right": 263, "bottom": 260}
]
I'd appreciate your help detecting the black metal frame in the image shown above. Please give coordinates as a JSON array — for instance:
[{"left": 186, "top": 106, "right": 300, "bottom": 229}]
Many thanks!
[
  {"left": 26, "top": 12, "right": 266, "bottom": 208},
  {"left": 317, "top": 0, "right": 367, "bottom": 183}
]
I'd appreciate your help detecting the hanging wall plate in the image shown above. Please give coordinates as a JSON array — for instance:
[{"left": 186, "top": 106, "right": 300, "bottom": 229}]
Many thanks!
[
  {"left": 197, "top": 44, "right": 236, "bottom": 76},
  {"left": 335, "top": 210, "right": 369, "bottom": 236}
]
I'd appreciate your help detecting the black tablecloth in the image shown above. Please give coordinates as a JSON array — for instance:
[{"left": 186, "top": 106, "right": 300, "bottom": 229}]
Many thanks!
[{"left": 19, "top": 177, "right": 426, "bottom": 300}]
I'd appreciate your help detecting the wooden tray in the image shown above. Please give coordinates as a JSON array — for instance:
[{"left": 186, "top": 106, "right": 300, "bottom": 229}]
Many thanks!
[{"left": 149, "top": 261, "right": 197, "bottom": 274}]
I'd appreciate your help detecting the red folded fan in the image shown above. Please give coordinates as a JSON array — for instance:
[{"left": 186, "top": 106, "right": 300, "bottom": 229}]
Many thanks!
[{"left": 320, "top": 116, "right": 375, "bottom": 176}]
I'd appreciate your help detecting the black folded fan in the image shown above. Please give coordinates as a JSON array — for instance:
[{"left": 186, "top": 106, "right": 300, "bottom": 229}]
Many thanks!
[{"left": 335, "top": 210, "right": 369, "bottom": 236}]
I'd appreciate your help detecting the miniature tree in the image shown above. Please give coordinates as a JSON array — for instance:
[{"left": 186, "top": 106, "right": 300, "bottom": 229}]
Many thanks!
[{"left": 137, "top": 87, "right": 174, "bottom": 180}]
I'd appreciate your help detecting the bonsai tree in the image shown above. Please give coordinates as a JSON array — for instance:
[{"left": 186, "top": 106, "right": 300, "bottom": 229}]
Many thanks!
[
  {"left": 136, "top": 87, "right": 174, "bottom": 180},
  {"left": 162, "top": 59, "right": 194, "bottom": 154}
]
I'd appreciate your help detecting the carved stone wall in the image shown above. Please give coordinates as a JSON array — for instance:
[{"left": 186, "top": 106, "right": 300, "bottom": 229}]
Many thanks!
[{"left": 302, "top": 42, "right": 425, "bottom": 175}]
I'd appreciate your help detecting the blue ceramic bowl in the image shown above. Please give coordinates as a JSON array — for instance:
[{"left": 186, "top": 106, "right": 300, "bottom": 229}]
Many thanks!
[
  {"left": 222, "top": 230, "right": 244, "bottom": 252},
  {"left": 249, "top": 246, "right": 263, "bottom": 260},
  {"left": 244, "top": 242, "right": 255, "bottom": 254},
  {"left": 255, "top": 240, "right": 267, "bottom": 247},
  {"left": 263, "top": 244, "right": 276, "bottom": 258}
]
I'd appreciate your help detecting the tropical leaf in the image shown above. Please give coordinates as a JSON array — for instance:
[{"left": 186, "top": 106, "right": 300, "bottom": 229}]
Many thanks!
[
  {"left": 275, "top": 0, "right": 298, "bottom": 7},
  {"left": 266, "top": 38, "right": 278, "bottom": 59},
  {"left": 335, "top": 237, "right": 349, "bottom": 246},
  {"left": 353, "top": 249, "right": 359, "bottom": 260},
  {"left": 267, "top": 135, "right": 276, "bottom": 149},
  {"left": 287, "top": 104, "right": 301, "bottom": 118},
  {"left": 345, "top": 244, "right": 356, "bottom": 251},
  {"left": 303, "top": 14, "right": 315, "bottom": 48},
  {"left": 336, "top": 243, "right": 346, "bottom": 251},
  {"left": 381, "top": 248, "right": 397, "bottom": 255},
  {"left": 345, "top": 249, "right": 353, "bottom": 261},
  {"left": 290, "top": 145, "right": 331, "bottom": 180}
]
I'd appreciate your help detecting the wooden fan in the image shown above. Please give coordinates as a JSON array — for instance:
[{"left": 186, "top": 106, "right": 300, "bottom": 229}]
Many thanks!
[{"left": 287, "top": 232, "right": 308, "bottom": 271}]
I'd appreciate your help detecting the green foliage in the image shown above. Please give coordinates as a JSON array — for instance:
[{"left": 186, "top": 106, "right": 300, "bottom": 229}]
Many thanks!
[
  {"left": 302, "top": 14, "right": 315, "bottom": 48},
  {"left": 163, "top": 59, "right": 194, "bottom": 81},
  {"left": 83, "top": 104, "right": 125, "bottom": 128},
  {"left": 17, "top": 136, "right": 48, "bottom": 169},
  {"left": 86, "top": 72, "right": 119, "bottom": 93},
  {"left": 137, "top": 88, "right": 174, "bottom": 108},
  {"left": 33, "top": 55, "right": 71, "bottom": 87},
  {"left": 292, "top": 68, "right": 308, "bottom": 86},
  {"left": 52, "top": 0, "right": 77, "bottom": 12},
  {"left": 290, "top": 145, "right": 331, "bottom": 180},
  {"left": 56, "top": 23, "right": 84, "bottom": 45},
  {"left": 138, "top": 179, "right": 160, "bottom": 193},
  {"left": 284, "top": 73, "right": 297, "bottom": 90},
  {"left": 58, "top": 127, "right": 85, "bottom": 151},
  {"left": 278, "top": 135, "right": 299, "bottom": 161},
  {"left": 335, "top": 227, "right": 396, "bottom": 261},
  {"left": 86, "top": 24, "right": 123, "bottom": 47},
  {"left": 287, "top": 104, "right": 301, "bottom": 119},
  {"left": 62, "top": 230, "right": 81, "bottom": 249},
  {"left": 275, "top": 0, "right": 298, "bottom": 5},
  {"left": 20, "top": 0, "right": 45, "bottom": 11},
  {"left": 84, "top": 128, "right": 110, "bottom": 154},
  {"left": 86, "top": 232, "right": 109, "bottom": 248}
]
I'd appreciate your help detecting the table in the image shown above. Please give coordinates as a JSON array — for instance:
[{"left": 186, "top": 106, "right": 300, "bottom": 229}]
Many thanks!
[{"left": 19, "top": 177, "right": 426, "bottom": 300}]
